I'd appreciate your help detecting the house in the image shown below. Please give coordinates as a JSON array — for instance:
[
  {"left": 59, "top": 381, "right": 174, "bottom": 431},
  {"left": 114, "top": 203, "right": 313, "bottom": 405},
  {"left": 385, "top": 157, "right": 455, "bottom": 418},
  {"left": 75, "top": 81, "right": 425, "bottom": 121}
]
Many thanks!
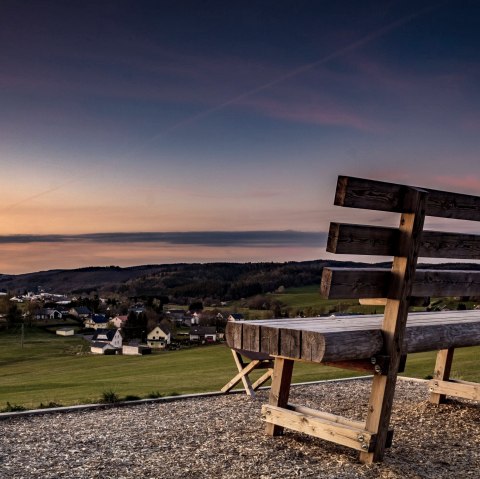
[
  {"left": 165, "top": 309, "right": 189, "bottom": 325},
  {"left": 189, "top": 326, "right": 217, "bottom": 343},
  {"left": 228, "top": 313, "right": 244, "bottom": 322},
  {"left": 109, "top": 315, "right": 128, "bottom": 329},
  {"left": 70, "top": 306, "right": 92, "bottom": 318},
  {"left": 191, "top": 312, "right": 201, "bottom": 325},
  {"left": 35, "top": 308, "right": 64, "bottom": 320},
  {"left": 56, "top": 327, "right": 74, "bottom": 336},
  {"left": 122, "top": 344, "right": 152, "bottom": 355},
  {"left": 146, "top": 325, "right": 171, "bottom": 349},
  {"left": 91, "top": 328, "right": 123, "bottom": 349},
  {"left": 84, "top": 314, "right": 109, "bottom": 330}
]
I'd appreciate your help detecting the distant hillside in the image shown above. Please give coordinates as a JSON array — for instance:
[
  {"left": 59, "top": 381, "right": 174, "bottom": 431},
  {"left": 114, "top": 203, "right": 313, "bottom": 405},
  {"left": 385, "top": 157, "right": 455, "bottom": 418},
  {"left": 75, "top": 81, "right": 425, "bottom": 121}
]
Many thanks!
[
  {"left": 0, "top": 265, "right": 165, "bottom": 295},
  {"left": 1, "top": 260, "right": 479, "bottom": 301}
]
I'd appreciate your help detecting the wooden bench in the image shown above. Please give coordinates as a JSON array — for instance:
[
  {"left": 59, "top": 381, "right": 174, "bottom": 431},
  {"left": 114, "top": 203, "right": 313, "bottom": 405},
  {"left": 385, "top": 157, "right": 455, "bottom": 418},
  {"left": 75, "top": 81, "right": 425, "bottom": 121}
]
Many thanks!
[{"left": 225, "top": 175, "right": 480, "bottom": 463}]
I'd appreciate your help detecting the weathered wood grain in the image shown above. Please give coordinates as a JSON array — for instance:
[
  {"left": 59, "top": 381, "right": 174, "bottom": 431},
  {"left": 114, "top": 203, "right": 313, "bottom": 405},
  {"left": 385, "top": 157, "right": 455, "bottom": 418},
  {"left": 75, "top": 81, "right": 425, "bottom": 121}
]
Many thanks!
[
  {"left": 279, "top": 328, "right": 302, "bottom": 359},
  {"left": 262, "top": 404, "right": 374, "bottom": 452},
  {"left": 322, "top": 267, "right": 480, "bottom": 299},
  {"left": 225, "top": 321, "right": 242, "bottom": 349},
  {"left": 335, "top": 175, "right": 480, "bottom": 221},
  {"left": 428, "top": 378, "right": 480, "bottom": 401},
  {"left": 260, "top": 326, "right": 279, "bottom": 355},
  {"left": 429, "top": 347, "right": 454, "bottom": 404},
  {"left": 328, "top": 223, "right": 480, "bottom": 259},
  {"left": 360, "top": 187, "right": 426, "bottom": 463},
  {"left": 265, "top": 358, "right": 294, "bottom": 436},
  {"left": 242, "top": 323, "right": 260, "bottom": 352},
  {"left": 226, "top": 315, "right": 480, "bottom": 362}
]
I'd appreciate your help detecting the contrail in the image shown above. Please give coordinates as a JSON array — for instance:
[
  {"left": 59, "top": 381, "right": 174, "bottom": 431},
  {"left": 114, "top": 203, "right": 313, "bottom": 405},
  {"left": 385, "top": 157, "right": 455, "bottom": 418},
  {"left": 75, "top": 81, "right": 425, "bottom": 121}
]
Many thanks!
[{"left": 4, "top": 2, "right": 444, "bottom": 210}]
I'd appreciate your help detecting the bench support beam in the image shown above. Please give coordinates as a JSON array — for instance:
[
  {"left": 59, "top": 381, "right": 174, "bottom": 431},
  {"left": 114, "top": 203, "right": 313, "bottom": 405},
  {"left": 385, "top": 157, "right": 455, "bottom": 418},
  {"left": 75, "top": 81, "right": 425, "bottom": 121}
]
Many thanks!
[
  {"left": 429, "top": 378, "right": 480, "bottom": 401},
  {"left": 221, "top": 350, "right": 273, "bottom": 396},
  {"left": 429, "top": 347, "right": 454, "bottom": 404},
  {"left": 360, "top": 187, "right": 427, "bottom": 464},
  {"left": 265, "top": 357, "right": 294, "bottom": 436}
]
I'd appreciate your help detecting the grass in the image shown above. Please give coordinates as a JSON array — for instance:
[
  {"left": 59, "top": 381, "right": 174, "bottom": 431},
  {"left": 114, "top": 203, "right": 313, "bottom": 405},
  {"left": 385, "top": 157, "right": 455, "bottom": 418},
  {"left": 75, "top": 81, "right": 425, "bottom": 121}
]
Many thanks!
[
  {"left": 268, "top": 285, "right": 383, "bottom": 315},
  {"left": 1, "top": 316, "right": 480, "bottom": 410}
]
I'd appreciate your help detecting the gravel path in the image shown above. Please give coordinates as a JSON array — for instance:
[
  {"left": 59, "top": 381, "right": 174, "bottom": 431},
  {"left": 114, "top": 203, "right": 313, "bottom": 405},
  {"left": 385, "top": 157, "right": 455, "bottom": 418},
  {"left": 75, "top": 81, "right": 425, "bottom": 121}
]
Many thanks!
[{"left": 0, "top": 379, "right": 479, "bottom": 478}]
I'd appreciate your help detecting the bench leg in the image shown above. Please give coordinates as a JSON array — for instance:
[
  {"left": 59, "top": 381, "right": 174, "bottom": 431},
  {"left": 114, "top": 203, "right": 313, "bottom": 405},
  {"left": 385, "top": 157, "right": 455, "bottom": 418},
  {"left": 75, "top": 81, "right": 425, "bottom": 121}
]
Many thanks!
[
  {"left": 231, "top": 350, "right": 255, "bottom": 396},
  {"left": 359, "top": 372, "right": 398, "bottom": 464},
  {"left": 429, "top": 348, "right": 454, "bottom": 405},
  {"left": 265, "top": 358, "right": 294, "bottom": 436}
]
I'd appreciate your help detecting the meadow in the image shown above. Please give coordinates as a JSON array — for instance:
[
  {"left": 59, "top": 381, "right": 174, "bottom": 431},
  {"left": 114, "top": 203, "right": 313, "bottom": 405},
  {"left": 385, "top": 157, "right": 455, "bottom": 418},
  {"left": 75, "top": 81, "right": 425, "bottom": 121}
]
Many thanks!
[{"left": 1, "top": 325, "right": 479, "bottom": 410}]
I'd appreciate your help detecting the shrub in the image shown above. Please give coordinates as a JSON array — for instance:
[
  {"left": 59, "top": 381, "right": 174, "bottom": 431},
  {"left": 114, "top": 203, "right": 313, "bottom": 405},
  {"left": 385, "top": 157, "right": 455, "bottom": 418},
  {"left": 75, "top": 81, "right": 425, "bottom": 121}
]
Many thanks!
[
  {"left": 101, "top": 390, "right": 120, "bottom": 403},
  {"left": 147, "top": 391, "right": 163, "bottom": 398},
  {"left": 38, "top": 401, "right": 63, "bottom": 409},
  {"left": 2, "top": 402, "right": 27, "bottom": 412}
]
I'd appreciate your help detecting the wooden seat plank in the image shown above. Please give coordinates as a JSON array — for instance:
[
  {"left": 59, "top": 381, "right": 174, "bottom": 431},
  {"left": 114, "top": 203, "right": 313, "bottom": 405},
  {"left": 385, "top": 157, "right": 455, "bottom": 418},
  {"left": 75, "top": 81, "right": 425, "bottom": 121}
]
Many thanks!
[{"left": 225, "top": 311, "right": 480, "bottom": 362}]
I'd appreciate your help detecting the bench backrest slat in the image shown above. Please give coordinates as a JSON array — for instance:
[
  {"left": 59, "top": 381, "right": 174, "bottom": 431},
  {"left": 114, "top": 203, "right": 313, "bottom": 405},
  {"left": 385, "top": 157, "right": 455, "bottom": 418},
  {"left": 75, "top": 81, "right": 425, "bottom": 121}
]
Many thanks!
[
  {"left": 335, "top": 176, "right": 480, "bottom": 221},
  {"left": 328, "top": 223, "right": 480, "bottom": 259},
  {"left": 322, "top": 267, "right": 480, "bottom": 299}
]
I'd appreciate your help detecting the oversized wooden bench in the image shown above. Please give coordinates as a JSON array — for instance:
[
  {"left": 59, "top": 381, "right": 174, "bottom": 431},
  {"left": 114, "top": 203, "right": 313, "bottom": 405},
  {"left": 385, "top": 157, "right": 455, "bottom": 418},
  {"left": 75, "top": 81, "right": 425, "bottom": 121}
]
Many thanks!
[{"left": 225, "top": 175, "right": 480, "bottom": 463}]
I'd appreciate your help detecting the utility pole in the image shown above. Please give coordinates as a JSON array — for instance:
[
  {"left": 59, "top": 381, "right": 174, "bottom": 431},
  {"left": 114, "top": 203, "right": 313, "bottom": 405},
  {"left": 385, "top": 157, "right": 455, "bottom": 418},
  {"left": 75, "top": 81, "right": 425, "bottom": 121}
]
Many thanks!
[{"left": 20, "top": 323, "right": 24, "bottom": 349}]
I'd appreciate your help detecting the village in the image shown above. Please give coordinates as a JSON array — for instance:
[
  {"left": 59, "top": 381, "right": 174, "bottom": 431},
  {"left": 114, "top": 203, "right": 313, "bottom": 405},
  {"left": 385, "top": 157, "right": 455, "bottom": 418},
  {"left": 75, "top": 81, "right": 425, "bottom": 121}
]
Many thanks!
[{"left": 0, "top": 289, "right": 244, "bottom": 356}]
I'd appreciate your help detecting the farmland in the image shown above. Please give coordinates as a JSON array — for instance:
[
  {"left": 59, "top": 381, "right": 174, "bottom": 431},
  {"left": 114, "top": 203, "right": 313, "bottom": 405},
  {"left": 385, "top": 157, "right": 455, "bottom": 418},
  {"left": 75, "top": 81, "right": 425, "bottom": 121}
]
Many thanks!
[{"left": 1, "top": 325, "right": 479, "bottom": 410}]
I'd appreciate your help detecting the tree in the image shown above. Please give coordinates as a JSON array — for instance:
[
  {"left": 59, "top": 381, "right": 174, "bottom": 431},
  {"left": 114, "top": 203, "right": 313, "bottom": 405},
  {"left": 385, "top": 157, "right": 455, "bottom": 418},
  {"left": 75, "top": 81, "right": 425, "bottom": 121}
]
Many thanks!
[
  {"left": 189, "top": 301, "right": 203, "bottom": 312},
  {"left": 6, "top": 303, "right": 23, "bottom": 326},
  {"left": 123, "top": 311, "right": 148, "bottom": 342}
]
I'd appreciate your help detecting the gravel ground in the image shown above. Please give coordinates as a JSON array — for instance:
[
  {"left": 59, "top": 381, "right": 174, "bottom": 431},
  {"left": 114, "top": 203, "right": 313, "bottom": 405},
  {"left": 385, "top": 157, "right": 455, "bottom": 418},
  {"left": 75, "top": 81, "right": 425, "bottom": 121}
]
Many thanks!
[{"left": 0, "top": 379, "right": 479, "bottom": 478}]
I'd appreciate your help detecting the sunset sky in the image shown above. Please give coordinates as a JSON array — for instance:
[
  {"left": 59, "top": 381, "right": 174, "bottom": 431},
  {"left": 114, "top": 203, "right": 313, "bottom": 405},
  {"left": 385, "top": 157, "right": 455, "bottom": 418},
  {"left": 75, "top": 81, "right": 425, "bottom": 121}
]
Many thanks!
[{"left": 1, "top": 0, "right": 480, "bottom": 273}]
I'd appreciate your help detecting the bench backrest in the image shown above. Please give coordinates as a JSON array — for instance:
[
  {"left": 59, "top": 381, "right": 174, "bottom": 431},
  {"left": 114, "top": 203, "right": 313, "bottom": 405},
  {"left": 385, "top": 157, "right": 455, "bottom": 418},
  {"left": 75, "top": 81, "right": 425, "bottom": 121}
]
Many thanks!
[{"left": 320, "top": 176, "right": 480, "bottom": 302}]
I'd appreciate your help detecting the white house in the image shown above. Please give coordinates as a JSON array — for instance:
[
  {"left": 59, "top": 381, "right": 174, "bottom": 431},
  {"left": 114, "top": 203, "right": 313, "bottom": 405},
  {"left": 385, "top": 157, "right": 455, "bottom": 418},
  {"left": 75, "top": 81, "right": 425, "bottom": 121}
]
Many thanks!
[
  {"left": 35, "top": 308, "right": 64, "bottom": 320},
  {"left": 90, "top": 328, "right": 123, "bottom": 351},
  {"left": 146, "top": 325, "right": 171, "bottom": 349},
  {"left": 189, "top": 326, "right": 217, "bottom": 343}
]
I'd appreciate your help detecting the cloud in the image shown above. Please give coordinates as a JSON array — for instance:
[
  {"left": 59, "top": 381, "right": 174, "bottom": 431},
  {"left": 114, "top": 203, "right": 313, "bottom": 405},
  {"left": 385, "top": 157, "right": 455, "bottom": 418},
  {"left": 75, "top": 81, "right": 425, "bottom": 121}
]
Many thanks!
[{"left": 0, "top": 231, "right": 326, "bottom": 248}]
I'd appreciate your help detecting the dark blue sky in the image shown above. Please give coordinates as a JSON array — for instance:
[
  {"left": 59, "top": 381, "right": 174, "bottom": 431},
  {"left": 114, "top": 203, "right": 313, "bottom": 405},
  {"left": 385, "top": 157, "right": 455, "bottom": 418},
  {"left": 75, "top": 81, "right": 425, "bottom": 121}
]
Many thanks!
[{"left": 1, "top": 1, "right": 480, "bottom": 272}]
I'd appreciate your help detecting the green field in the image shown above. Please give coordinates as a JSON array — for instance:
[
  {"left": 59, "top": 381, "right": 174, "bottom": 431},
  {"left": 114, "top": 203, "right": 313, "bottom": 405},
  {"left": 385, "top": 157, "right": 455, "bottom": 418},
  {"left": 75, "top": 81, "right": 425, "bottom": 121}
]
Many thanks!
[
  {"left": 268, "top": 285, "right": 383, "bottom": 315},
  {"left": 1, "top": 326, "right": 479, "bottom": 410}
]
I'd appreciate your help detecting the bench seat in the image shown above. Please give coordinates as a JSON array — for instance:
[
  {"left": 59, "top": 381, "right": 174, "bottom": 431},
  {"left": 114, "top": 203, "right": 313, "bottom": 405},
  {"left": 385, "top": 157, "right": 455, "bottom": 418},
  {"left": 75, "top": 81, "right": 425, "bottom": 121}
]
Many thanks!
[{"left": 226, "top": 310, "right": 480, "bottom": 364}]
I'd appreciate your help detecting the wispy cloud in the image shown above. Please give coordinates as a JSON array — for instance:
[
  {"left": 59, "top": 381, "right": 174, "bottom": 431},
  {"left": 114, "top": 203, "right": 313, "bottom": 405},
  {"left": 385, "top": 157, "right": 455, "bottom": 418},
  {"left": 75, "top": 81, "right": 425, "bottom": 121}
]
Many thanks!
[{"left": 0, "top": 231, "right": 326, "bottom": 247}]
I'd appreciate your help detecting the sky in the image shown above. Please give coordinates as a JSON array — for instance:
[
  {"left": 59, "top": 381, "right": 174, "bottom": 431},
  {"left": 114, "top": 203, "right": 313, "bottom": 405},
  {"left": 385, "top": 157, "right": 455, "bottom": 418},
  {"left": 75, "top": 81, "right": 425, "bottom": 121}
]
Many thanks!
[{"left": 1, "top": 0, "right": 480, "bottom": 274}]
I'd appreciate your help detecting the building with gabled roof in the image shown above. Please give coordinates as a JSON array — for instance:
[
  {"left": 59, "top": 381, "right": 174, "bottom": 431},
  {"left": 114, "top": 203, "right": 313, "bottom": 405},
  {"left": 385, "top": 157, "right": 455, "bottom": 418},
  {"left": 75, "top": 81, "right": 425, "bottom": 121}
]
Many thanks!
[
  {"left": 90, "top": 328, "right": 123, "bottom": 354},
  {"left": 146, "top": 325, "right": 171, "bottom": 349}
]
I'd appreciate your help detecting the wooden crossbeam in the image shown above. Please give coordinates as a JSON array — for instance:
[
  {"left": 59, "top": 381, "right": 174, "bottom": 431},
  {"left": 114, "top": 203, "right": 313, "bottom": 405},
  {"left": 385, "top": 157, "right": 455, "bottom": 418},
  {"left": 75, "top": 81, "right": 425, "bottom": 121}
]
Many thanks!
[
  {"left": 328, "top": 223, "right": 480, "bottom": 259},
  {"left": 335, "top": 176, "right": 480, "bottom": 221},
  {"left": 221, "top": 350, "right": 273, "bottom": 396},
  {"left": 428, "top": 378, "right": 480, "bottom": 401},
  {"left": 321, "top": 267, "right": 480, "bottom": 299},
  {"left": 262, "top": 404, "right": 377, "bottom": 452}
]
